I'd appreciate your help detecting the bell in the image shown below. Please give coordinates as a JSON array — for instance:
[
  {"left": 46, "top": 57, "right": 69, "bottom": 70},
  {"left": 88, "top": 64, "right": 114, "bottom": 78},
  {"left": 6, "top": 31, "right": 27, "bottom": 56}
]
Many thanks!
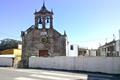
[
  {"left": 47, "top": 17, "right": 49, "bottom": 23},
  {"left": 39, "top": 18, "right": 42, "bottom": 24}
]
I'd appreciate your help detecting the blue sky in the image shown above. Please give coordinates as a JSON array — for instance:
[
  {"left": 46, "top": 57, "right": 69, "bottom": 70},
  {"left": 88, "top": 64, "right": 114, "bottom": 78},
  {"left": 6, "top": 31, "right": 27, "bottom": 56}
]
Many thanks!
[{"left": 0, "top": 0, "right": 120, "bottom": 48}]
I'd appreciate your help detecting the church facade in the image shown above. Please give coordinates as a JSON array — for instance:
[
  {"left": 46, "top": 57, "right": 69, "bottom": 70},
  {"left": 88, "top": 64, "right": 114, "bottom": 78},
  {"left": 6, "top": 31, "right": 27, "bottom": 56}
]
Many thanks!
[{"left": 21, "top": 3, "right": 67, "bottom": 68}]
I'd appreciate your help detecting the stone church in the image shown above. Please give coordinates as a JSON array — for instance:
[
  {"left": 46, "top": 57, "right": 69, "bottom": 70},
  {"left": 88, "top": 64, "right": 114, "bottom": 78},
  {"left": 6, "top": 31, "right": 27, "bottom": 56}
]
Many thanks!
[{"left": 21, "top": 3, "right": 67, "bottom": 68}]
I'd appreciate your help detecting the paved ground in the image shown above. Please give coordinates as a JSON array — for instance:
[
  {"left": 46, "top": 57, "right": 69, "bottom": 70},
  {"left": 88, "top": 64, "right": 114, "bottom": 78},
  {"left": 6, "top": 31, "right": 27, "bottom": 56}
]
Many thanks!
[{"left": 0, "top": 67, "right": 119, "bottom": 80}]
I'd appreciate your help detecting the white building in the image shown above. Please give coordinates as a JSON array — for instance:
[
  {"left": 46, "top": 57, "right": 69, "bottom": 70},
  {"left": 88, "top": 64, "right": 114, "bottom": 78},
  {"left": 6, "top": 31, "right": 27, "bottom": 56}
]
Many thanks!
[
  {"left": 66, "top": 42, "right": 79, "bottom": 57},
  {"left": 18, "top": 44, "right": 22, "bottom": 49},
  {"left": 98, "top": 40, "right": 120, "bottom": 57},
  {"left": 116, "top": 40, "right": 120, "bottom": 56},
  {"left": 88, "top": 49, "right": 97, "bottom": 56}
]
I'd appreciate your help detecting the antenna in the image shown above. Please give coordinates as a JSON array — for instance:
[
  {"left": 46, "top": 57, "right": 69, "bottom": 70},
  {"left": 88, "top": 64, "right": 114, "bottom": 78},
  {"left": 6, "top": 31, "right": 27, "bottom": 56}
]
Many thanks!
[
  {"left": 99, "top": 43, "right": 101, "bottom": 47},
  {"left": 119, "top": 29, "right": 120, "bottom": 40},
  {"left": 113, "top": 34, "right": 115, "bottom": 41},
  {"left": 105, "top": 38, "right": 107, "bottom": 44}
]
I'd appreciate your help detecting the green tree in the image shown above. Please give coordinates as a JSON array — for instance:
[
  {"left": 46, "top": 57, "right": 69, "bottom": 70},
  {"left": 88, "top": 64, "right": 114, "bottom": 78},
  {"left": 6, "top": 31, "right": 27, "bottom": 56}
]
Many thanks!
[{"left": 0, "top": 38, "right": 21, "bottom": 51}]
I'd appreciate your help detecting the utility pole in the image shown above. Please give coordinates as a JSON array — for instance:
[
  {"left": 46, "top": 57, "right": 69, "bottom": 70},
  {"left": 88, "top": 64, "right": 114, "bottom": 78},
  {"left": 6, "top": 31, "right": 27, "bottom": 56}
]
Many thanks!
[{"left": 119, "top": 30, "right": 120, "bottom": 56}]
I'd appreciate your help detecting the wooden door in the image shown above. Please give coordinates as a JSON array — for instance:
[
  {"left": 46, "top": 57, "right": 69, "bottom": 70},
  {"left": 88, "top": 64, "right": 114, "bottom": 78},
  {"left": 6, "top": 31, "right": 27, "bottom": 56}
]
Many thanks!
[{"left": 39, "top": 50, "right": 49, "bottom": 57}]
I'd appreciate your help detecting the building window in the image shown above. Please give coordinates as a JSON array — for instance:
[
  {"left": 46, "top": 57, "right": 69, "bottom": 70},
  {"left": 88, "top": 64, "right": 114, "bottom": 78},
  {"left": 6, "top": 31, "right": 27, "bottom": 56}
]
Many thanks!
[{"left": 70, "top": 45, "right": 74, "bottom": 50}]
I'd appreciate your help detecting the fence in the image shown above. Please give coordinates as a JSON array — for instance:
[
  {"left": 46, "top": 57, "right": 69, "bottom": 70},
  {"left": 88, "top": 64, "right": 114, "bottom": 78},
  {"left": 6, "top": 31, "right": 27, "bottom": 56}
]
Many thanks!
[
  {"left": 29, "top": 56, "right": 120, "bottom": 74},
  {"left": 0, "top": 57, "right": 13, "bottom": 67}
]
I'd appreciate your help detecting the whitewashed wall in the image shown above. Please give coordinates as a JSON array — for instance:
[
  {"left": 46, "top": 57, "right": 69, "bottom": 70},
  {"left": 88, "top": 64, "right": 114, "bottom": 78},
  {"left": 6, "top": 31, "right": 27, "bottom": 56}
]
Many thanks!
[
  {"left": 29, "top": 56, "right": 120, "bottom": 74},
  {"left": 66, "top": 44, "right": 78, "bottom": 57},
  {"left": 89, "top": 50, "right": 97, "bottom": 56},
  {"left": 0, "top": 57, "right": 13, "bottom": 67}
]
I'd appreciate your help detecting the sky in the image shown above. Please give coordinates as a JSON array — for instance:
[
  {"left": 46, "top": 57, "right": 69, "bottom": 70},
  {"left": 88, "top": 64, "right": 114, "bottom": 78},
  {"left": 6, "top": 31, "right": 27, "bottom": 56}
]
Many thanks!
[{"left": 0, "top": 0, "right": 120, "bottom": 49}]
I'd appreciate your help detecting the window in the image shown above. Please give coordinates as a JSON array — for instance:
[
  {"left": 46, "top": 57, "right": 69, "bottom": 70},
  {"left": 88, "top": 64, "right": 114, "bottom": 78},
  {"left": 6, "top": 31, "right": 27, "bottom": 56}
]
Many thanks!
[{"left": 70, "top": 45, "right": 74, "bottom": 50}]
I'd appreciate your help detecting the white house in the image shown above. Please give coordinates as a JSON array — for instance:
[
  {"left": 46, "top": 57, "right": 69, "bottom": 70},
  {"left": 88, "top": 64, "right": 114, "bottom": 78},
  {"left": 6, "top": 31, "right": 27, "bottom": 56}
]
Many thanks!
[
  {"left": 66, "top": 42, "right": 79, "bottom": 57},
  {"left": 98, "top": 40, "right": 120, "bottom": 57}
]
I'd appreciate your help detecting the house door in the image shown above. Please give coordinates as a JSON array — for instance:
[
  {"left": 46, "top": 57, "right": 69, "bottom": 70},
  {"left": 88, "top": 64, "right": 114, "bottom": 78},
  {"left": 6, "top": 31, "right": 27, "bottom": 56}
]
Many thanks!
[{"left": 39, "top": 50, "right": 49, "bottom": 57}]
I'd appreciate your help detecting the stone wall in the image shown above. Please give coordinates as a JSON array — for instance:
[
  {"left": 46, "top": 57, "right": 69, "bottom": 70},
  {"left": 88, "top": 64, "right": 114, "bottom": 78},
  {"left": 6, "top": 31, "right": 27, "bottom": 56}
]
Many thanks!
[{"left": 21, "top": 28, "right": 66, "bottom": 68}]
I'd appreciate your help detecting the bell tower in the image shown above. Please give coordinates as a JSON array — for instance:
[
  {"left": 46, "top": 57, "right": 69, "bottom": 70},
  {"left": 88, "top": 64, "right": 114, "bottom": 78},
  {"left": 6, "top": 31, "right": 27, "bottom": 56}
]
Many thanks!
[{"left": 34, "top": 2, "right": 54, "bottom": 29}]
